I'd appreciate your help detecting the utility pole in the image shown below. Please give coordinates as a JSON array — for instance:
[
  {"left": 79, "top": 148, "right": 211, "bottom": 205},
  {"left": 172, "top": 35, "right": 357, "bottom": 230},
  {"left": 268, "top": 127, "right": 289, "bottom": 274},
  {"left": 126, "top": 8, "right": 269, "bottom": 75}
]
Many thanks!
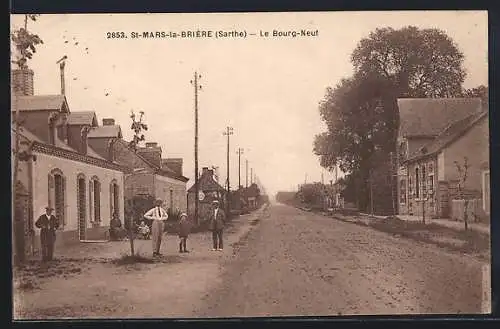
[
  {"left": 236, "top": 148, "right": 244, "bottom": 189},
  {"left": 223, "top": 126, "right": 234, "bottom": 213},
  {"left": 245, "top": 159, "right": 249, "bottom": 188},
  {"left": 251, "top": 168, "right": 253, "bottom": 185},
  {"left": 190, "top": 72, "right": 202, "bottom": 224}
]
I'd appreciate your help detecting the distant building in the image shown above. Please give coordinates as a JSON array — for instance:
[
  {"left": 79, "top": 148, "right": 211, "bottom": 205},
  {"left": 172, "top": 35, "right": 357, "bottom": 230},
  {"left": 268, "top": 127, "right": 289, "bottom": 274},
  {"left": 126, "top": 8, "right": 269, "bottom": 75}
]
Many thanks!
[
  {"left": 11, "top": 69, "right": 126, "bottom": 258},
  {"left": 396, "top": 97, "right": 489, "bottom": 219},
  {"left": 108, "top": 141, "right": 189, "bottom": 213},
  {"left": 187, "top": 167, "right": 227, "bottom": 220}
]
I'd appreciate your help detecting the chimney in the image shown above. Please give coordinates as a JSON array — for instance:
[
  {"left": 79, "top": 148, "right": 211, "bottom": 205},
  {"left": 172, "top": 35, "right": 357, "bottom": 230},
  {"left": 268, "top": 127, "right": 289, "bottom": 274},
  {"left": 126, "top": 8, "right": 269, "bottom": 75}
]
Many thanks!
[
  {"left": 202, "top": 167, "right": 209, "bottom": 176},
  {"left": 80, "top": 126, "right": 89, "bottom": 155},
  {"left": 11, "top": 69, "right": 34, "bottom": 96},
  {"left": 48, "top": 112, "right": 59, "bottom": 145},
  {"left": 162, "top": 158, "right": 183, "bottom": 176},
  {"left": 137, "top": 143, "right": 162, "bottom": 167},
  {"left": 102, "top": 118, "right": 115, "bottom": 126}
]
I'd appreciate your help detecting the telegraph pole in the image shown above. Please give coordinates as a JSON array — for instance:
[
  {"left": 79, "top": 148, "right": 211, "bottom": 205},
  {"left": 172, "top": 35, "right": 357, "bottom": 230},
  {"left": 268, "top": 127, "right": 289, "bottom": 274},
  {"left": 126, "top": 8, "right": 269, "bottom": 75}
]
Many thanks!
[
  {"left": 190, "top": 72, "right": 202, "bottom": 224},
  {"left": 251, "top": 168, "right": 253, "bottom": 185},
  {"left": 223, "top": 126, "right": 234, "bottom": 212},
  {"left": 245, "top": 159, "right": 249, "bottom": 188},
  {"left": 236, "top": 148, "right": 244, "bottom": 189}
]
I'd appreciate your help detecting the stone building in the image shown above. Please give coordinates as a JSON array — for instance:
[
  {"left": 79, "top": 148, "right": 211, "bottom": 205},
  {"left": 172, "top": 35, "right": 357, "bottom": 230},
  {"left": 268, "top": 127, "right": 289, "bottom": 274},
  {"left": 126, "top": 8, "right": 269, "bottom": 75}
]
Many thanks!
[
  {"left": 11, "top": 69, "right": 126, "bottom": 258},
  {"left": 396, "top": 97, "right": 489, "bottom": 219},
  {"left": 109, "top": 140, "right": 189, "bottom": 212}
]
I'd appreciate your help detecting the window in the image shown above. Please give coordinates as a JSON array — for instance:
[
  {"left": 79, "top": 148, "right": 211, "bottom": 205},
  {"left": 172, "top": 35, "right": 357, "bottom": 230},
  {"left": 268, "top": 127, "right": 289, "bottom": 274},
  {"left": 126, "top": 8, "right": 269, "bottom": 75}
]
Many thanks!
[
  {"left": 89, "top": 176, "right": 101, "bottom": 223},
  {"left": 400, "top": 179, "right": 407, "bottom": 204},
  {"left": 421, "top": 166, "right": 426, "bottom": 196},
  {"left": 110, "top": 180, "right": 120, "bottom": 219},
  {"left": 428, "top": 174, "right": 434, "bottom": 194},
  {"left": 48, "top": 169, "right": 66, "bottom": 228},
  {"left": 415, "top": 168, "right": 420, "bottom": 199},
  {"left": 409, "top": 176, "right": 412, "bottom": 196},
  {"left": 77, "top": 174, "right": 87, "bottom": 241}
]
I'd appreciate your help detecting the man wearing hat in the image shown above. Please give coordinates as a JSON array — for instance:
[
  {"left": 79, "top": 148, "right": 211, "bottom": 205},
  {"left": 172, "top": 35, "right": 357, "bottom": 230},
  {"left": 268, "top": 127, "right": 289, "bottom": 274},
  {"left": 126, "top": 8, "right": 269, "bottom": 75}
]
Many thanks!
[
  {"left": 144, "top": 199, "right": 168, "bottom": 257},
  {"left": 208, "top": 199, "right": 226, "bottom": 251},
  {"left": 35, "top": 206, "right": 60, "bottom": 261}
]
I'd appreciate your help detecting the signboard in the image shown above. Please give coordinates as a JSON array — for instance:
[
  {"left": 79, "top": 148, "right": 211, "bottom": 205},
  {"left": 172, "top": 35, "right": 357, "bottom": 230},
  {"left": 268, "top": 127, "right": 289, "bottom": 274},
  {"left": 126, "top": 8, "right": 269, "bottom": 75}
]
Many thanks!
[{"left": 198, "top": 191, "right": 205, "bottom": 201}]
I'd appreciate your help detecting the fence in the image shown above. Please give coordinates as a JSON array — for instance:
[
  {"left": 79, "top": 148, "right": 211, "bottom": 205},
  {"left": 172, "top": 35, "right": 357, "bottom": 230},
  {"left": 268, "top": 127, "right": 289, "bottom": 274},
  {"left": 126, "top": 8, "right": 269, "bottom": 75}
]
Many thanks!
[{"left": 450, "top": 199, "right": 486, "bottom": 222}]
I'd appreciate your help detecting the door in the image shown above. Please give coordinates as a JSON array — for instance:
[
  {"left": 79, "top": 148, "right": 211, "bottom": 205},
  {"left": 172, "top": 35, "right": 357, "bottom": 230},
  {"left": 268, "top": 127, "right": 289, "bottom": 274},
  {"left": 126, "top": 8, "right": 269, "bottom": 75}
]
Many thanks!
[{"left": 77, "top": 176, "right": 86, "bottom": 240}]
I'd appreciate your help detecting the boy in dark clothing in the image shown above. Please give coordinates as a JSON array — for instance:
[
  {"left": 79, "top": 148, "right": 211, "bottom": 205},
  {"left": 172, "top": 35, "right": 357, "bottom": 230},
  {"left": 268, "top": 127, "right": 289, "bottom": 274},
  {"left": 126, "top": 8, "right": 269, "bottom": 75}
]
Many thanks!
[{"left": 178, "top": 213, "right": 191, "bottom": 253}]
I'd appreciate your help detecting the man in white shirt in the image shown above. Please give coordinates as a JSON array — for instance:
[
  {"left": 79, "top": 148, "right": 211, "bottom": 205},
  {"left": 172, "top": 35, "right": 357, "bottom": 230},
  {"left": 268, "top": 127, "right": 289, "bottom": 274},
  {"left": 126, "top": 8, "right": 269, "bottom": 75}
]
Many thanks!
[{"left": 144, "top": 199, "right": 168, "bottom": 257}]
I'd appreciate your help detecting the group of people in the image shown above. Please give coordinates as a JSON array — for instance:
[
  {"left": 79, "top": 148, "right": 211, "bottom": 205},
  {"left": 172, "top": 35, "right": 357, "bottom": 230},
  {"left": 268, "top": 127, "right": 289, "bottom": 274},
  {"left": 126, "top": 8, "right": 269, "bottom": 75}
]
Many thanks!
[
  {"left": 34, "top": 198, "right": 227, "bottom": 261},
  {"left": 143, "top": 198, "right": 226, "bottom": 256}
]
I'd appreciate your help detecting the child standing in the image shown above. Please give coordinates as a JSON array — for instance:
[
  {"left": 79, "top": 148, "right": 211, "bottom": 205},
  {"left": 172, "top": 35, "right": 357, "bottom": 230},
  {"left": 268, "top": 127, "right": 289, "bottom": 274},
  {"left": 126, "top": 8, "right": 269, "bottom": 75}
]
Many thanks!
[{"left": 178, "top": 213, "right": 191, "bottom": 253}]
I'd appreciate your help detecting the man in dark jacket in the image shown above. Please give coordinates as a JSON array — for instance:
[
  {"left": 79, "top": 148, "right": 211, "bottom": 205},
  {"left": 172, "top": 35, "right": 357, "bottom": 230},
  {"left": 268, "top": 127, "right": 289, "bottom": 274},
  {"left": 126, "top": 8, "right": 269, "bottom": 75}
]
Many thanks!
[
  {"left": 35, "top": 206, "right": 60, "bottom": 261},
  {"left": 208, "top": 200, "right": 226, "bottom": 251}
]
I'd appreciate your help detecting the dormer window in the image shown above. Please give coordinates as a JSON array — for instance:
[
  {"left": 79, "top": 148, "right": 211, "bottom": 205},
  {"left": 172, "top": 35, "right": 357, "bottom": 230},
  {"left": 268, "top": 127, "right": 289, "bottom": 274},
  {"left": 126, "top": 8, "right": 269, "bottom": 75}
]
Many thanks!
[{"left": 48, "top": 112, "right": 59, "bottom": 145}]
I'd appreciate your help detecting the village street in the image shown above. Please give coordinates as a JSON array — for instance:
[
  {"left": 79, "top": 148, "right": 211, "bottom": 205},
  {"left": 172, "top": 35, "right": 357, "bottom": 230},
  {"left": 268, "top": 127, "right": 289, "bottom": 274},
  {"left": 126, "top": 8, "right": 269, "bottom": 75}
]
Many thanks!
[{"left": 14, "top": 203, "right": 487, "bottom": 319}]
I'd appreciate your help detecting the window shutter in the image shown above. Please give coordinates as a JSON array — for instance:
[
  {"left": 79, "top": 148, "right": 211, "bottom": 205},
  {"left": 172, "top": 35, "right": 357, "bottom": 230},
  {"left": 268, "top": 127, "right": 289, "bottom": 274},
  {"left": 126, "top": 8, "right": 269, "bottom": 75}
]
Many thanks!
[
  {"left": 48, "top": 173, "right": 54, "bottom": 209},
  {"left": 89, "top": 180, "right": 93, "bottom": 222},
  {"left": 61, "top": 175, "right": 66, "bottom": 227},
  {"left": 95, "top": 181, "right": 101, "bottom": 222}
]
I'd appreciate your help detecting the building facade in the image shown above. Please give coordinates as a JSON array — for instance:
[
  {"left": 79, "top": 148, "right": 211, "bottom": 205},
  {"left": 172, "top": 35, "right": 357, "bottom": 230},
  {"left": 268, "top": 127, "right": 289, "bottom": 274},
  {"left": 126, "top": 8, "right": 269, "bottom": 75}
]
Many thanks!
[
  {"left": 110, "top": 140, "right": 189, "bottom": 213},
  {"left": 396, "top": 97, "right": 489, "bottom": 219},
  {"left": 11, "top": 69, "right": 126, "bottom": 256}
]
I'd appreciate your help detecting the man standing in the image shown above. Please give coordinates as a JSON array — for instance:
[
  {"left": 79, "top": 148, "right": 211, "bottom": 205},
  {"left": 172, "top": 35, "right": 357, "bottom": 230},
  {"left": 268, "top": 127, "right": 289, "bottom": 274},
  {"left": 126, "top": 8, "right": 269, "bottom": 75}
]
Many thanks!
[
  {"left": 208, "top": 200, "right": 226, "bottom": 251},
  {"left": 144, "top": 199, "right": 168, "bottom": 257},
  {"left": 35, "top": 206, "right": 60, "bottom": 261}
]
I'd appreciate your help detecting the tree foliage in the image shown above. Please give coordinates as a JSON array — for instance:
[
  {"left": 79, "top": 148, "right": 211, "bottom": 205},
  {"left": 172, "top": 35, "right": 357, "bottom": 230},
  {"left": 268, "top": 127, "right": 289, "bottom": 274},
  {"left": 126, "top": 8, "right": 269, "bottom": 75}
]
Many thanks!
[
  {"left": 11, "top": 15, "right": 43, "bottom": 69},
  {"left": 315, "top": 26, "right": 467, "bottom": 211},
  {"left": 462, "top": 85, "right": 488, "bottom": 106},
  {"left": 351, "top": 26, "right": 466, "bottom": 98},
  {"left": 128, "top": 110, "right": 148, "bottom": 151}
]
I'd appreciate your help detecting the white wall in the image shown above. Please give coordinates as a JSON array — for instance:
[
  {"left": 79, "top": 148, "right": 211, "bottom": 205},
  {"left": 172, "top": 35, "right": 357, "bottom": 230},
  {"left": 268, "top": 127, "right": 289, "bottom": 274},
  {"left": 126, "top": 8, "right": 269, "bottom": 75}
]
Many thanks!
[
  {"left": 154, "top": 174, "right": 187, "bottom": 212},
  {"left": 31, "top": 152, "right": 124, "bottom": 233}
]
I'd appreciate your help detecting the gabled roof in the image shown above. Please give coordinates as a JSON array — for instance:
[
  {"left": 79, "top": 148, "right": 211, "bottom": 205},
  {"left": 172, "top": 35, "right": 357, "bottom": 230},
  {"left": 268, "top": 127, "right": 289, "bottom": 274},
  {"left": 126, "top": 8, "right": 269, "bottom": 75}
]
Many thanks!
[
  {"left": 88, "top": 125, "right": 122, "bottom": 138},
  {"left": 188, "top": 171, "right": 225, "bottom": 193},
  {"left": 11, "top": 126, "right": 118, "bottom": 169},
  {"left": 11, "top": 95, "right": 69, "bottom": 113},
  {"left": 67, "top": 111, "right": 98, "bottom": 126},
  {"left": 398, "top": 98, "right": 482, "bottom": 138},
  {"left": 406, "top": 110, "right": 488, "bottom": 163},
  {"left": 114, "top": 139, "right": 189, "bottom": 182}
]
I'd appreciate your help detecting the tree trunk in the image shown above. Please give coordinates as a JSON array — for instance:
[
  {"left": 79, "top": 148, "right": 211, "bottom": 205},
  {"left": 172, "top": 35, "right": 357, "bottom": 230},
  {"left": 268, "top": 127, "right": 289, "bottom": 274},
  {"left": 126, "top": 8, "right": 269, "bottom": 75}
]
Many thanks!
[{"left": 464, "top": 199, "right": 469, "bottom": 231}]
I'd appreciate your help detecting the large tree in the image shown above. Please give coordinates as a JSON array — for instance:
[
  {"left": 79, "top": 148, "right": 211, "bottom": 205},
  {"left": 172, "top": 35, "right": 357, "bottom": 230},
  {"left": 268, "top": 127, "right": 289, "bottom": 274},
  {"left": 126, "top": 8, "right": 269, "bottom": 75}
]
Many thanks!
[
  {"left": 315, "top": 26, "right": 467, "bottom": 211},
  {"left": 351, "top": 26, "right": 466, "bottom": 98}
]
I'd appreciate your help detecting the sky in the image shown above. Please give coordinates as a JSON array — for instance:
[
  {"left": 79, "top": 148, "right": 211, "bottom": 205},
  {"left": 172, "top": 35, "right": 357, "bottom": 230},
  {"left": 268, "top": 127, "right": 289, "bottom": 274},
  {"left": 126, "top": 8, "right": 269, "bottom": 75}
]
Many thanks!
[{"left": 10, "top": 11, "right": 488, "bottom": 198}]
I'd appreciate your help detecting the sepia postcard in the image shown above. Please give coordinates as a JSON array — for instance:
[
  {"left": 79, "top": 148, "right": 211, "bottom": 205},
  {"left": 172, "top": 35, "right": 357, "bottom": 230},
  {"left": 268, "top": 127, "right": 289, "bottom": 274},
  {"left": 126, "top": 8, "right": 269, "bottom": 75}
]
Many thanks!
[{"left": 10, "top": 11, "right": 490, "bottom": 319}]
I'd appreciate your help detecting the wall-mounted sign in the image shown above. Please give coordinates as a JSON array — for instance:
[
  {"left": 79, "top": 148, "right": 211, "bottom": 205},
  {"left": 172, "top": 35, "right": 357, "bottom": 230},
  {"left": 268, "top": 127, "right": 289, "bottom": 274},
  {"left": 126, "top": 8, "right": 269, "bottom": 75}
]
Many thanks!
[{"left": 198, "top": 191, "right": 205, "bottom": 201}]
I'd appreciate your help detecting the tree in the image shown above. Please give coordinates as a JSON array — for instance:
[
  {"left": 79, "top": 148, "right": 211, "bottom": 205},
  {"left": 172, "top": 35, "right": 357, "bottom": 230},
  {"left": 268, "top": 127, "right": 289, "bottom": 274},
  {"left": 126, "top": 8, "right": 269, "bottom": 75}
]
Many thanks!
[
  {"left": 351, "top": 26, "right": 466, "bottom": 99},
  {"left": 125, "top": 110, "right": 148, "bottom": 256},
  {"left": 315, "top": 26, "right": 467, "bottom": 211},
  {"left": 11, "top": 14, "right": 43, "bottom": 265},
  {"left": 314, "top": 72, "right": 393, "bottom": 209},
  {"left": 454, "top": 157, "right": 470, "bottom": 231},
  {"left": 463, "top": 85, "right": 488, "bottom": 106}
]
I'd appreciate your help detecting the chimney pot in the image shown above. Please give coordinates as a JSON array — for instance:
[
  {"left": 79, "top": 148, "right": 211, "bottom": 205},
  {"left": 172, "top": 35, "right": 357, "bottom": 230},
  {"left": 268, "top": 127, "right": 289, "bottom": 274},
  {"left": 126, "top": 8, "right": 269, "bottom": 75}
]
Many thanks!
[{"left": 102, "top": 118, "right": 115, "bottom": 126}]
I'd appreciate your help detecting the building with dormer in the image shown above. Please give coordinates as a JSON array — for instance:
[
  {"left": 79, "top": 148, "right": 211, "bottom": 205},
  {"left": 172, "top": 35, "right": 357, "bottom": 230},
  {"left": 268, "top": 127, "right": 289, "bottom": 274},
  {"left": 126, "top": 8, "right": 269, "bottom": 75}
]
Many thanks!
[{"left": 11, "top": 68, "right": 127, "bottom": 255}]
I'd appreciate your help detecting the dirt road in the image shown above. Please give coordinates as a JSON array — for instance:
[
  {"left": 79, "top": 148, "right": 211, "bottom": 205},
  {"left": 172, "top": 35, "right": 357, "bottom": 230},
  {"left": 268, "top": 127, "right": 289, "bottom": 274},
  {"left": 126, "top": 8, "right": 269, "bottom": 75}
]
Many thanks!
[
  {"left": 14, "top": 203, "right": 487, "bottom": 319},
  {"left": 193, "top": 204, "right": 487, "bottom": 317}
]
